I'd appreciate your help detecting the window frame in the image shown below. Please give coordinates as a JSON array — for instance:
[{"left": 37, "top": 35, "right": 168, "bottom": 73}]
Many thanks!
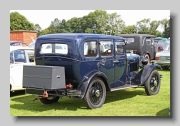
[
  {"left": 40, "top": 43, "right": 68, "bottom": 55},
  {"left": 83, "top": 40, "right": 98, "bottom": 58}
]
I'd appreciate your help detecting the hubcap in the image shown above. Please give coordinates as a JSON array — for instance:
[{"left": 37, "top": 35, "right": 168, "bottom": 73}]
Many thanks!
[
  {"left": 95, "top": 90, "right": 100, "bottom": 97},
  {"left": 150, "top": 75, "right": 159, "bottom": 93}
]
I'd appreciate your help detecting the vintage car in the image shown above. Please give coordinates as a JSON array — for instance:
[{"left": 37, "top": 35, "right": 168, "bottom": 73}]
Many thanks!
[
  {"left": 23, "top": 33, "right": 162, "bottom": 109},
  {"left": 10, "top": 46, "right": 35, "bottom": 92},
  {"left": 155, "top": 43, "right": 170, "bottom": 70},
  {"left": 119, "top": 34, "right": 157, "bottom": 64},
  {"left": 10, "top": 41, "right": 28, "bottom": 47}
]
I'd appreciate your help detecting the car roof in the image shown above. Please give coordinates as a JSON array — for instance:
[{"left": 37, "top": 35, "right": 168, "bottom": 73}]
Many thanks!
[
  {"left": 37, "top": 33, "right": 125, "bottom": 41},
  {"left": 119, "top": 34, "right": 154, "bottom": 37},
  {"left": 10, "top": 46, "right": 34, "bottom": 52}
]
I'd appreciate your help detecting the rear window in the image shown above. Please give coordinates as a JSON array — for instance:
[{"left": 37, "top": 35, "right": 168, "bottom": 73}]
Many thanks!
[{"left": 40, "top": 43, "right": 68, "bottom": 54}]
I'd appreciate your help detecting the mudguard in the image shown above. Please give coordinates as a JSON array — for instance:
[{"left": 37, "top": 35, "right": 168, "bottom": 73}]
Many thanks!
[
  {"left": 131, "top": 64, "right": 161, "bottom": 86},
  {"left": 77, "top": 70, "right": 109, "bottom": 98}
]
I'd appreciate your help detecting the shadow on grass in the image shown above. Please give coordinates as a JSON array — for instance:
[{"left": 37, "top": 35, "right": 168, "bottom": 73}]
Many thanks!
[
  {"left": 156, "top": 108, "right": 170, "bottom": 116},
  {"left": 10, "top": 90, "right": 26, "bottom": 97},
  {"left": 10, "top": 88, "right": 145, "bottom": 112}
]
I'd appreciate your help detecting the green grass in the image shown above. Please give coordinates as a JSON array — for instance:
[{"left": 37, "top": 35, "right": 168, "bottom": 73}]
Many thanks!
[{"left": 10, "top": 70, "right": 170, "bottom": 116}]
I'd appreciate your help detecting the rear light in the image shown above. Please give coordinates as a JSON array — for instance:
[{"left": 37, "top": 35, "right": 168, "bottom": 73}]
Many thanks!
[{"left": 155, "top": 56, "right": 160, "bottom": 60}]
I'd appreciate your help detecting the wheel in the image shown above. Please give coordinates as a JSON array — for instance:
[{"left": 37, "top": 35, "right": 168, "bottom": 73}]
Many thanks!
[
  {"left": 144, "top": 70, "right": 161, "bottom": 95},
  {"left": 83, "top": 77, "right": 106, "bottom": 109},
  {"left": 144, "top": 54, "right": 151, "bottom": 64},
  {"left": 39, "top": 96, "right": 60, "bottom": 104},
  {"left": 161, "top": 66, "right": 169, "bottom": 70}
]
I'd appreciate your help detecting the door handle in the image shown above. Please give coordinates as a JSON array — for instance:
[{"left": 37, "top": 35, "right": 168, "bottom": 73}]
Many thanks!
[
  {"left": 97, "top": 59, "right": 106, "bottom": 66},
  {"left": 113, "top": 60, "right": 119, "bottom": 63}
]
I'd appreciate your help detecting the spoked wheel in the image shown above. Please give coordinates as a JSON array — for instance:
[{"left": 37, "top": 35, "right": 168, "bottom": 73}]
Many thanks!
[
  {"left": 39, "top": 96, "right": 60, "bottom": 104},
  {"left": 83, "top": 77, "right": 106, "bottom": 109},
  {"left": 144, "top": 54, "right": 151, "bottom": 65},
  {"left": 144, "top": 70, "right": 161, "bottom": 95}
]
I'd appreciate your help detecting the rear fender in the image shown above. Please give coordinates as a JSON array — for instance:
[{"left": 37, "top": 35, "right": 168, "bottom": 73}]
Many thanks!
[
  {"left": 77, "top": 71, "right": 109, "bottom": 98},
  {"left": 131, "top": 64, "right": 162, "bottom": 86}
]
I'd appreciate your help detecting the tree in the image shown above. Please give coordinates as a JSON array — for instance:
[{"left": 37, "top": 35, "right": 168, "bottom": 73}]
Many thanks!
[
  {"left": 136, "top": 18, "right": 151, "bottom": 34},
  {"left": 34, "top": 24, "right": 42, "bottom": 37},
  {"left": 161, "top": 18, "right": 170, "bottom": 38},
  {"left": 10, "top": 12, "right": 34, "bottom": 31},
  {"left": 120, "top": 25, "right": 137, "bottom": 34},
  {"left": 106, "top": 12, "right": 125, "bottom": 35}
]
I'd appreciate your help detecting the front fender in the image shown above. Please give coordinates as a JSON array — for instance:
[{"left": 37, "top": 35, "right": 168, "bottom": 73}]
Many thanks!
[
  {"left": 132, "top": 64, "right": 161, "bottom": 86},
  {"left": 77, "top": 70, "right": 109, "bottom": 98}
]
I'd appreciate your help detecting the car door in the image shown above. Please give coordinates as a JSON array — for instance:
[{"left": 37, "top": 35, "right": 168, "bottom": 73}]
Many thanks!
[
  {"left": 144, "top": 37, "right": 155, "bottom": 59},
  {"left": 98, "top": 39, "right": 115, "bottom": 86},
  {"left": 112, "top": 40, "right": 127, "bottom": 88}
]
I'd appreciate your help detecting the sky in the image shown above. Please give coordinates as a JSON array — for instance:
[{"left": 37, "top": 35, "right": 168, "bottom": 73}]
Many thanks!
[{"left": 10, "top": 10, "right": 170, "bottom": 31}]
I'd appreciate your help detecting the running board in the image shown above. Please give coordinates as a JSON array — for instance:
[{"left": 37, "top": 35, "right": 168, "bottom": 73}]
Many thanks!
[{"left": 111, "top": 84, "right": 139, "bottom": 91}]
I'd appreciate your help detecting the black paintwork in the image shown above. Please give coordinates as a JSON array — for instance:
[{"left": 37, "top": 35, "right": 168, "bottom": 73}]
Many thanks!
[{"left": 119, "top": 34, "right": 157, "bottom": 60}]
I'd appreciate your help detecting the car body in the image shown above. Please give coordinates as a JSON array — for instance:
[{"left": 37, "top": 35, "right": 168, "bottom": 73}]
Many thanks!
[
  {"left": 119, "top": 34, "right": 157, "bottom": 64},
  {"left": 10, "top": 46, "right": 35, "bottom": 92},
  {"left": 10, "top": 41, "right": 28, "bottom": 47},
  {"left": 155, "top": 43, "right": 170, "bottom": 70},
  {"left": 22, "top": 33, "right": 162, "bottom": 109}
]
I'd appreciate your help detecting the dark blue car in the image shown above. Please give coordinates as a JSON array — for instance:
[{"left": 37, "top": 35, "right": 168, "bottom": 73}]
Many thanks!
[{"left": 23, "top": 33, "right": 162, "bottom": 109}]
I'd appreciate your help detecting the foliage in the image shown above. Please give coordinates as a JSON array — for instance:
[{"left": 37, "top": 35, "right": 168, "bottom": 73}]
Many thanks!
[
  {"left": 10, "top": 12, "right": 34, "bottom": 31},
  {"left": 10, "top": 10, "right": 170, "bottom": 38}
]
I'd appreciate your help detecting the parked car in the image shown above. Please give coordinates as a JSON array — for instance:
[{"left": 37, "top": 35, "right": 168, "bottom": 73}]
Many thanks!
[
  {"left": 10, "top": 41, "right": 28, "bottom": 47},
  {"left": 23, "top": 33, "right": 162, "bottom": 109},
  {"left": 155, "top": 43, "right": 170, "bottom": 70},
  {"left": 10, "top": 46, "right": 35, "bottom": 92},
  {"left": 119, "top": 34, "right": 157, "bottom": 64}
]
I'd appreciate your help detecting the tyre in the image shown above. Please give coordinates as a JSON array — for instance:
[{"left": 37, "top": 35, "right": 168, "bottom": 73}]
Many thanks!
[
  {"left": 83, "top": 77, "right": 106, "bottom": 109},
  {"left": 144, "top": 54, "right": 151, "bottom": 64},
  {"left": 39, "top": 96, "right": 60, "bottom": 104},
  {"left": 144, "top": 70, "right": 161, "bottom": 95},
  {"left": 161, "top": 66, "right": 169, "bottom": 70}
]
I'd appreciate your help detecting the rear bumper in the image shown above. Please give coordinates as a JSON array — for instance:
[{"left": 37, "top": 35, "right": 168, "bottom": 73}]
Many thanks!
[{"left": 26, "top": 88, "right": 44, "bottom": 95}]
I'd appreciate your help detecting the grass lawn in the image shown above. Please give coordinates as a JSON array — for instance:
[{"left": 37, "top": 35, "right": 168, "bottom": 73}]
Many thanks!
[{"left": 10, "top": 70, "right": 170, "bottom": 116}]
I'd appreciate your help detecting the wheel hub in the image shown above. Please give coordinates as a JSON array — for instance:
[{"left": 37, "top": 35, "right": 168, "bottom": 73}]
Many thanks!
[
  {"left": 95, "top": 90, "right": 100, "bottom": 97},
  {"left": 150, "top": 79, "right": 157, "bottom": 86}
]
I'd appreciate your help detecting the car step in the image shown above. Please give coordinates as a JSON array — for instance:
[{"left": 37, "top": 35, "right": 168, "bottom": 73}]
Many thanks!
[{"left": 111, "top": 84, "right": 139, "bottom": 91}]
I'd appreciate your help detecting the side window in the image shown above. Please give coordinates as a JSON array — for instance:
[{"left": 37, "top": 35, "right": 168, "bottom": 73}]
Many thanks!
[
  {"left": 84, "top": 41, "right": 97, "bottom": 57},
  {"left": 115, "top": 41, "right": 124, "bottom": 55},
  {"left": 99, "top": 41, "right": 113, "bottom": 56},
  {"left": 145, "top": 38, "right": 151, "bottom": 45},
  {"left": 125, "top": 38, "right": 135, "bottom": 43}
]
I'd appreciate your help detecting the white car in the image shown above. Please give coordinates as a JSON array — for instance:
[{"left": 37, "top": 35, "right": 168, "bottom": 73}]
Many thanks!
[
  {"left": 155, "top": 43, "right": 170, "bottom": 70},
  {"left": 10, "top": 46, "right": 35, "bottom": 92}
]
